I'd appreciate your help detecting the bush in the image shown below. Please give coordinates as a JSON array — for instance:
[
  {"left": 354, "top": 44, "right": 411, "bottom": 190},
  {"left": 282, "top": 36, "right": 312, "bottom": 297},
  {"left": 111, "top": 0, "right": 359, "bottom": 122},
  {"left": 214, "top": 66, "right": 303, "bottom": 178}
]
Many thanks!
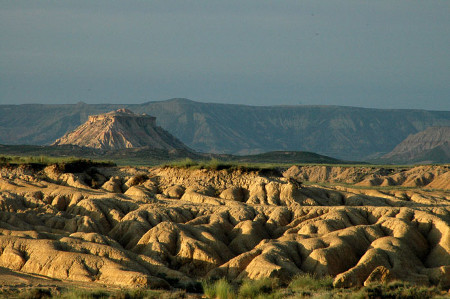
[
  {"left": 126, "top": 174, "right": 149, "bottom": 187},
  {"left": 288, "top": 274, "right": 333, "bottom": 292},
  {"left": 16, "top": 288, "right": 53, "bottom": 299},
  {"left": 238, "top": 278, "right": 281, "bottom": 298},
  {"left": 0, "top": 155, "right": 115, "bottom": 171},
  {"left": 55, "top": 159, "right": 115, "bottom": 173},
  {"left": 60, "top": 288, "right": 167, "bottom": 299},
  {"left": 109, "top": 289, "right": 161, "bottom": 299},
  {"left": 361, "top": 281, "right": 442, "bottom": 299},
  {"left": 203, "top": 278, "right": 236, "bottom": 299},
  {"left": 163, "top": 158, "right": 282, "bottom": 175}
]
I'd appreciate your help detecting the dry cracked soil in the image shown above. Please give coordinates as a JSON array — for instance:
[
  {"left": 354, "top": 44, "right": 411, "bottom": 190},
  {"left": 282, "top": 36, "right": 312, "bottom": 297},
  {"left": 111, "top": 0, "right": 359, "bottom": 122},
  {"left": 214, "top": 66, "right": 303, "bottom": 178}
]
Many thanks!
[{"left": 0, "top": 163, "right": 449, "bottom": 293}]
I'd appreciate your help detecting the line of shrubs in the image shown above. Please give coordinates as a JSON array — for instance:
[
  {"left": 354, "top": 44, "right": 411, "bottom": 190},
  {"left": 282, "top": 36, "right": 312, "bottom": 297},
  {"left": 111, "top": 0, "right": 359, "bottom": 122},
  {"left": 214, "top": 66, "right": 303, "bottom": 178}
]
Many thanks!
[{"left": 6, "top": 274, "right": 447, "bottom": 299}]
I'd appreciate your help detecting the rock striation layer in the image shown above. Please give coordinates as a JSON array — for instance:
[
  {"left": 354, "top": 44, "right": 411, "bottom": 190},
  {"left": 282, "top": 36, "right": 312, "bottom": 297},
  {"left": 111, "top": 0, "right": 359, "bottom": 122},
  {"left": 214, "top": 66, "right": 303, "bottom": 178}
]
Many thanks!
[
  {"left": 382, "top": 126, "right": 450, "bottom": 163},
  {"left": 52, "top": 109, "right": 189, "bottom": 151},
  {"left": 0, "top": 164, "right": 448, "bottom": 289}
]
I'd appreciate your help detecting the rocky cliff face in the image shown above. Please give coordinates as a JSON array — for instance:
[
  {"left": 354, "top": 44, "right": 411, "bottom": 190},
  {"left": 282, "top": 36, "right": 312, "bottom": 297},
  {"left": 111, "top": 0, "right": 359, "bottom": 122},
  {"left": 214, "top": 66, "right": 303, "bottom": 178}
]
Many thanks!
[
  {"left": 52, "top": 108, "right": 189, "bottom": 151},
  {"left": 382, "top": 126, "right": 450, "bottom": 163}
]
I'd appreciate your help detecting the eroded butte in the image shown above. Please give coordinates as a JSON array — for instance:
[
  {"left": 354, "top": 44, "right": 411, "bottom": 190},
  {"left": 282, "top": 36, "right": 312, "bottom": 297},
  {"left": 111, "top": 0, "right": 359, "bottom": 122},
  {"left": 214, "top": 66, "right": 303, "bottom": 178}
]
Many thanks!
[{"left": 0, "top": 164, "right": 448, "bottom": 289}]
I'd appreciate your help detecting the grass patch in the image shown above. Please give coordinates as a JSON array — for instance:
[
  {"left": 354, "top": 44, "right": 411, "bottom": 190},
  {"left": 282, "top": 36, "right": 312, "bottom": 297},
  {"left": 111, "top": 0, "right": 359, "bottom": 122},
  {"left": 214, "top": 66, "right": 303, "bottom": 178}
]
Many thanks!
[
  {"left": 238, "top": 278, "right": 280, "bottom": 298},
  {"left": 163, "top": 158, "right": 284, "bottom": 175},
  {"left": 0, "top": 155, "right": 115, "bottom": 171},
  {"left": 53, "top": 287, "right": 170, "bottom": 299},
  {"left": 61, "top": 288, "right": 110, "bottom": 299},
  {"left": 11, "top": 287, "right": 53, "bottom": 299},
  {"left": 0, "top": 155, "right": 81, "bottom": 165},
  {"left": 1, "top": 277, "right": 447, "bottom": 299},
  {"left": 361, "top": 281, "right": 443, "bottom": 299},
  {"left": 203, "top": 278, "right": 236, "bottom": 299},
  {"left": 288, "top": 274, "right": 333, "bottom": 292}
]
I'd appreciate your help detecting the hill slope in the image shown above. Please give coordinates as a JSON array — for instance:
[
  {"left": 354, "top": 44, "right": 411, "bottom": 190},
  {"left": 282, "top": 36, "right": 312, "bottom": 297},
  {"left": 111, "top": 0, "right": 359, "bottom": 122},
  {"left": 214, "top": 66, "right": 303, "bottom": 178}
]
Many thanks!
[
  {"left": 382, "top": 126, "right": 450, "bottom": 163},
  {"left": 53, "top": 108, "right": 189, "bottom": 151},
  {"left": 0, "top": 99, "right": 449, "bottom": 160}
]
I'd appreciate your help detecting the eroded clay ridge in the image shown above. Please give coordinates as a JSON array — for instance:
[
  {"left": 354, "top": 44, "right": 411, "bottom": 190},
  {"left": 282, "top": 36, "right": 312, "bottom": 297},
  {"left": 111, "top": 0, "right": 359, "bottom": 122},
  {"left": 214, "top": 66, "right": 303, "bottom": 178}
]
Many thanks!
[
  {"left": 285, "top": 164, "right": 450, "bottom": 189},
  {"left": 0, "top": 164, "right": 448, "bottom": 289}
]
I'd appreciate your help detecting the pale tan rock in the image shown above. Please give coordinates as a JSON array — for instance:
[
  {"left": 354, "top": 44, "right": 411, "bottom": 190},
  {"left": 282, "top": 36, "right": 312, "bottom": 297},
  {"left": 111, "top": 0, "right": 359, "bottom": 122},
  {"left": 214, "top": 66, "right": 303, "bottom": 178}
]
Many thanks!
[
  {"left": 186, "top": 185, "right": 217, "bottom": 197},
  {"left": 51, "top": 195, "right": 68, "bottom": 211},
  {"left": 0, "top": 246, "right": 26, "bottom": 270},
  {"left": 247, "top": 183, "right": 267, "bottom": 204},
  {"left": 125, "top": 186, "right": 155, "bottom": 202},
  {"left": 180, "top": 191, "right": 224, "bottom": 206},
  {"left": 164, "top": 185, "right": 185, "bottom": 199},
  {"left": 228, "top": 220, "right": 270, "bottom": 254},
  {"left": 142, "top": 179, "right": 159, "bottom": 194},
  {"left": 219, "top": 186, "right": 245, "bottom": 202},
  {"left": 102, "top": 176, "right": 123, "bottom": 193},
  {"left": 265, "top": 181, "right": 281, "bottom": 205},
  {"left": 125, "top": 174, "right": 149, "bottom": 188},
  {"left": 364, "top": 266, "right": 394, "bottom": 285}
]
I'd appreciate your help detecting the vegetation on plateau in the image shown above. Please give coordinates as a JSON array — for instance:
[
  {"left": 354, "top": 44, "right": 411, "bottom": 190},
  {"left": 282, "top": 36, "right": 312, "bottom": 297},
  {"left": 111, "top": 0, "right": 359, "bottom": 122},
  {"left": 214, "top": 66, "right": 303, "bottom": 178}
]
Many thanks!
[
  {"left": 0, "top": 155, "right": 115, "bottom": 170},
  {"left": 163, "top": 158, "right": 285, "bottom": 174}
]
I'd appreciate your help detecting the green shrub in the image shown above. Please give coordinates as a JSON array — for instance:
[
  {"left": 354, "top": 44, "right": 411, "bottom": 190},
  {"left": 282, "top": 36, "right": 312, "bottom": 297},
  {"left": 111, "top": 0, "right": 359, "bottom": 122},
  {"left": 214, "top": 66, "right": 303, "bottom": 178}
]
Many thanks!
[
  {"left": 361, "top": 281, "right": 442, "bottom": 299},
  {"left": 238, "top": 278, "right": 279, "bottom": 298},
  {"left": 0, "top": 155, "right": 115, "bottom": 170},
  {"left": 15, "top": 288, "right": 53, "bottom": 299},
  {"left": 60, "top": 288, "right": 166, "bottom": 299},
  {"left": 61, "top": 288, "right": 110, "bottom": 299},
  {"left": 203, "top": 278, "right": 236, "bottom": 299},
  {"left": 166, "top": 158, "right": 198, "bottom": 168},
  {"left": 288, "top": 274, "right": 333, "bottom": 292},
  {"left": 163, "top": 158, "right": 283, "bottom": 175},
  {"left": 110, "top": 289, "right": 161, "bottom": 299}
]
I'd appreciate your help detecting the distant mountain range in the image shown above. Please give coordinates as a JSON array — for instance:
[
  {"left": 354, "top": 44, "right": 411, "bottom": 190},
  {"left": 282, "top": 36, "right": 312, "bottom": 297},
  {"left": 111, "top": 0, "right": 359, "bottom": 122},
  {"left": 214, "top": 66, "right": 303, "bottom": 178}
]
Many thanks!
[{"left": 1, "top": 98, "right": 449, "bottom": 161}]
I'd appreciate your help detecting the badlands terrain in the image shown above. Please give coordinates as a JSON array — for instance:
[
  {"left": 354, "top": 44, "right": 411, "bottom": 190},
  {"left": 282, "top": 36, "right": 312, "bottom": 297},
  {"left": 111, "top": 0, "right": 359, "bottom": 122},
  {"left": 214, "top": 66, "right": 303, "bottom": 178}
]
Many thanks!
[{"left": 0, "top": 161, "right": 448, "bottom": 295}]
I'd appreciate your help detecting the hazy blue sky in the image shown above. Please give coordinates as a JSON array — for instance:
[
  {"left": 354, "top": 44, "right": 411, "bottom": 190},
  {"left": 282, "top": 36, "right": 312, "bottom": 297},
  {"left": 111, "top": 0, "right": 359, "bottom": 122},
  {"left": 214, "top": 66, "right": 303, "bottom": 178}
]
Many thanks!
[{"left": 1, "top": 1, "right": 449, "bottom": 110}]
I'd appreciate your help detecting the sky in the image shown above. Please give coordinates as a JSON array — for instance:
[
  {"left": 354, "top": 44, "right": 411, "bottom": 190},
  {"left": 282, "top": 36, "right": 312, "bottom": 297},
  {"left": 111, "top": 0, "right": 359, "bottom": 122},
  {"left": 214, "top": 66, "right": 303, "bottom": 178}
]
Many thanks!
[{"left": 1, "top": 1, "right": 449, "bottom": 110}]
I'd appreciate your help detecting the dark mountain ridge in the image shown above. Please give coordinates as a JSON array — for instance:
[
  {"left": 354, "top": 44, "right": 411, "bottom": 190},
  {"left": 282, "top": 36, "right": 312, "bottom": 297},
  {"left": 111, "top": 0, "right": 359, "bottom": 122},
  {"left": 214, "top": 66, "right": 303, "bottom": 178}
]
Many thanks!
[{"left": 0, "top": 99, "right": 449, "bottom": 160}]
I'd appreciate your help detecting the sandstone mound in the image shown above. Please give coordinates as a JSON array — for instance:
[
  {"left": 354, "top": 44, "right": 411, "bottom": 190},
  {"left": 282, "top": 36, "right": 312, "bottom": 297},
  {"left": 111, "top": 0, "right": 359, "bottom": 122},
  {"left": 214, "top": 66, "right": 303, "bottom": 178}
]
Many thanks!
[
  {"left": 52, "top": 108, "right": 189, "bottom": 151},
  {"left": 0, "top": 164, "right": 448, "bottom": 289}
]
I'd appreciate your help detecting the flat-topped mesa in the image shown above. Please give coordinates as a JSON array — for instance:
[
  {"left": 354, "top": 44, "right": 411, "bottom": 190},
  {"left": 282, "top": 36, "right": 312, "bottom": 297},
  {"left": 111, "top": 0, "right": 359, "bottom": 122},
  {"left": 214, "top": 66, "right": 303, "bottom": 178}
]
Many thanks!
[
  {"left": 52, "top": 109, "right": 189, "bottom": 151},
  {"left": 88, "top": 108, "right": 156, "bottom": 127}
]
